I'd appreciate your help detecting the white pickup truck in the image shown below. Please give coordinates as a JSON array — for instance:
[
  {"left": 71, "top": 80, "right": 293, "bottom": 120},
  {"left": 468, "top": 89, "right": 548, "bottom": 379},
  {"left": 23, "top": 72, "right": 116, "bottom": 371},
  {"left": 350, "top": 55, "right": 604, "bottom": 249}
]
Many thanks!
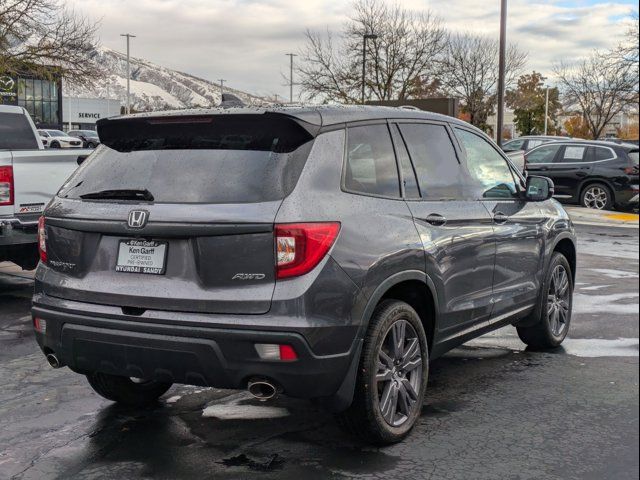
[{"left": 0, "top": 105, "right": 92, "bottom": 269}]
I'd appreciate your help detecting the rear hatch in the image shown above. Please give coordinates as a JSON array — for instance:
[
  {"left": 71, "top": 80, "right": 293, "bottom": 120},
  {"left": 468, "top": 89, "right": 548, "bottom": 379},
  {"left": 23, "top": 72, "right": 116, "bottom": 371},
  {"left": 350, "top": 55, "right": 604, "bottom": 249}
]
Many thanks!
[{"left": 42, "top": 113, "right": 315, "bottom": 315}]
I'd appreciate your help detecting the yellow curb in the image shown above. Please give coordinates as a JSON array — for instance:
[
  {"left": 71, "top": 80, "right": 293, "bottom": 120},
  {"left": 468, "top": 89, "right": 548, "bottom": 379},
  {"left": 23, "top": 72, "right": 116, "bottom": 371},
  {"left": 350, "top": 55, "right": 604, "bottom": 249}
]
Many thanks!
[{"left": 604, "top": 213, "right": 639, "bottom": 222}]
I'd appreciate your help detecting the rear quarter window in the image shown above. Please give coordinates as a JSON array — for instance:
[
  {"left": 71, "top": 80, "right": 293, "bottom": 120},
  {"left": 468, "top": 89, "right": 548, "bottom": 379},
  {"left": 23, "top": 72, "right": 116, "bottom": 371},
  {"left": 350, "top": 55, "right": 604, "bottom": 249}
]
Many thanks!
[{"left": 344, "top": 124, "right": 400, "bottom": 198}]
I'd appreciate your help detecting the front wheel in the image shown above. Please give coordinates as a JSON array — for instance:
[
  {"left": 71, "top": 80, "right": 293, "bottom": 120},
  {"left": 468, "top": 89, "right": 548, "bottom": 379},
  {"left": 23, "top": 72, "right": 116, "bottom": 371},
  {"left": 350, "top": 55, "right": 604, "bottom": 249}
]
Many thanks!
[
  {"left": 517, "top": 252, "right": 573, "bottom": 349},
  {"left": 337, "top": 300, "right": 428, "bottom": 445},
  {"left": 87, "top": 372, "right": 172, "bottom": 406}
]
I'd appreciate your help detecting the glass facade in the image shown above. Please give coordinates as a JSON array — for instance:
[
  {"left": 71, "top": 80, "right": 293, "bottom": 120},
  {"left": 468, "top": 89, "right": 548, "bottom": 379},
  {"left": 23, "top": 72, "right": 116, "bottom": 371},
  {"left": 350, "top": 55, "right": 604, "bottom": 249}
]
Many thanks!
[{"left": 17, "top": 76, "right": 60, "bottom": 126}]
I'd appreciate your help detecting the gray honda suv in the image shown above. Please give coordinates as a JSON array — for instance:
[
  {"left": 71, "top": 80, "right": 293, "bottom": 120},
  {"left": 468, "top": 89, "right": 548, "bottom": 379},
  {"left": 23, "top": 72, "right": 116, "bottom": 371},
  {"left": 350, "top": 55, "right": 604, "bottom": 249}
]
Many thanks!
[{"left": 32, "top": 106, "right": 576, "bottom": 445}]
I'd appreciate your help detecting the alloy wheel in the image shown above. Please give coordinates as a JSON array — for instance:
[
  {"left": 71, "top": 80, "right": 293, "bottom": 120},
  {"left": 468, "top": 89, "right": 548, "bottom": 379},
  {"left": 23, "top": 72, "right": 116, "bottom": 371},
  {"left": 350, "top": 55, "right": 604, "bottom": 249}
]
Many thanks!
[
  {"left": 583, "top": 186, "right": 608, "bottom": 210},
  {"left": 547, "top": 265, "right": 570, "bottom": 337},
  {"left": 376, "top": 319, "right": 423, "bottom": 427}
]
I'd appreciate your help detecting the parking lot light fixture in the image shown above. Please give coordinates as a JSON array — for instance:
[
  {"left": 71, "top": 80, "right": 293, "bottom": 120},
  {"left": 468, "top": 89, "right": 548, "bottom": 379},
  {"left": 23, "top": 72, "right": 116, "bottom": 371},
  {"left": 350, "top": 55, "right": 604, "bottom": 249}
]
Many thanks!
[{"left": 362, "top": 33, "right": 378, "bottom": 105}]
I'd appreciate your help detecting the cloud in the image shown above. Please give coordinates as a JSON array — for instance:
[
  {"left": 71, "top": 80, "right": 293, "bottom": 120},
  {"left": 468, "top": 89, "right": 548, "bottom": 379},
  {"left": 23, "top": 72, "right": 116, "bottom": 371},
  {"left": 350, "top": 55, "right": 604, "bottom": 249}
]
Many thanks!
[{"left": 66, "top": 0, "right": 638, "bottom": 97}]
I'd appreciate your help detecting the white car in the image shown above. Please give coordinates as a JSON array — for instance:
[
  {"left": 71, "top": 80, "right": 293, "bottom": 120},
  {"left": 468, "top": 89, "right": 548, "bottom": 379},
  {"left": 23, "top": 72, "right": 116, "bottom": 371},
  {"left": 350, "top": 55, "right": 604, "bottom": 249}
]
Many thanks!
[{"left": 37, "top": 129, "right": 83, "bottom": 149}]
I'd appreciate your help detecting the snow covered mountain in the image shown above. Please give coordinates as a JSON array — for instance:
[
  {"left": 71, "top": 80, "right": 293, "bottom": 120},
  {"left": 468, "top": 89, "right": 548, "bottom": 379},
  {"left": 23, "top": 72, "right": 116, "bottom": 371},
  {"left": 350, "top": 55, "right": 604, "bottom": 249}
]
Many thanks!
[{"left": 67, "top": 47, "right": 264, "bottom": 111}]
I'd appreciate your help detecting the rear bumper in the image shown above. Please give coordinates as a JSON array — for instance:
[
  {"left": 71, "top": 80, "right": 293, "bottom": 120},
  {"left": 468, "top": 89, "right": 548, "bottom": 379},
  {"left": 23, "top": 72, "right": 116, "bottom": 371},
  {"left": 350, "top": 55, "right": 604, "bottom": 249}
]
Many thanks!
[
  {"left": 32, "top": 294, "right": 360, "bottom": 400},
  {"left": 0, "top": 217, "right": 38, "bottom": 246},
  {"left": 614, "top": 185, "right": 639, "bottom": 207}
]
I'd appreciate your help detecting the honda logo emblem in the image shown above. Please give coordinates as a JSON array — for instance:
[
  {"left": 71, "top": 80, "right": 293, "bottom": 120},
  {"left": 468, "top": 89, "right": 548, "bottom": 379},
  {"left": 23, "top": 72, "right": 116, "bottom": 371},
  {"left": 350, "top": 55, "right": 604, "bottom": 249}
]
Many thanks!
[{"left": 127, "top": 210, "right": 149, "bottom": 229}]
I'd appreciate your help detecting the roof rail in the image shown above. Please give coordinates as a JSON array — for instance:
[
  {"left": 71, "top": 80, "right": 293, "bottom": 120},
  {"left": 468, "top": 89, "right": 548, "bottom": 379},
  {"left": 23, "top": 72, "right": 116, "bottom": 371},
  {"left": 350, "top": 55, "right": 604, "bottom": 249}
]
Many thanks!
[{"left": 398, "top": 105, "right": 421, "bottom": 111}]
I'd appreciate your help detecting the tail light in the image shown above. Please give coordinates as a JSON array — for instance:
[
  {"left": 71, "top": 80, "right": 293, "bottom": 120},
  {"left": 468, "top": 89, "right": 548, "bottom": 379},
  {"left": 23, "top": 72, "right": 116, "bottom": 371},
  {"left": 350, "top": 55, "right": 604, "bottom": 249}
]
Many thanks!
[
  {"left": 275, "top": 222, "right": 340, "bottom": 279},
  {"left": 38, "top": 216, "right": 47, "bottom": 263},
  {"left": 0, "top": 165, "right": 14, "bottom": 206},
  {"left": 623, "top": 166, "right": 638, "bottom": 175}
]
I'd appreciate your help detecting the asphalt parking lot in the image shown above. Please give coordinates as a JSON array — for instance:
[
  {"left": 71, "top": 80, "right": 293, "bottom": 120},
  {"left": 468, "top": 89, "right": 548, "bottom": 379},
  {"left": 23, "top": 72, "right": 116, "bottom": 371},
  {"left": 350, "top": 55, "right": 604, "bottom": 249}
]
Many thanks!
[{"left": 0, "top": 221, "right": 638, "bottom": 480}]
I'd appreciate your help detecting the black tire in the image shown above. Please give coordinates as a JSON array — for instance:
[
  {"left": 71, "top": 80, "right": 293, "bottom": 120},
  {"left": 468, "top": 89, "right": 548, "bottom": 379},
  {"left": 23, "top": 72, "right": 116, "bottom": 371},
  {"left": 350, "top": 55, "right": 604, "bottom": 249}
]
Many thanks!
[
  {"left": 337, "top": 300, "right": 428, "bottom": 445},
  {"left": 517, "top": 252, "right": 573, "bottom": 349},
  {"left": 580, "top": 183, "right": 613, "bottom": 210},
  {"left": 86, "top": 372, "right": 172, "bottom": 406},
  {"left": 49, "top": 141, "right": 60, "bottom": 149}
]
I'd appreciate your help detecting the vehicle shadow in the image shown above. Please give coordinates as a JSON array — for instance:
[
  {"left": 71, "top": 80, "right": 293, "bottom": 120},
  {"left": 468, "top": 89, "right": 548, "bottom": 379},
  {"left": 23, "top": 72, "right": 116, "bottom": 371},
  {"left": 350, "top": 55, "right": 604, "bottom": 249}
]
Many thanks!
[{"left": 48, "top": 344, "right": 544, "bottom": 479}]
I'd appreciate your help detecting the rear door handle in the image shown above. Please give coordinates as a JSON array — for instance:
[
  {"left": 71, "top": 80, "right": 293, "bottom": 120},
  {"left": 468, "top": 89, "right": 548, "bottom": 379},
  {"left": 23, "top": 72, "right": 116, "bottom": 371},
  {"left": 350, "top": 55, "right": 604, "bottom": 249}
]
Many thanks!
[
  {"left": 493, "top": 212, "right": 509, "bottom": 224},
  {"left": 424, "top": 214, "right": 447, "bottom": 227}
]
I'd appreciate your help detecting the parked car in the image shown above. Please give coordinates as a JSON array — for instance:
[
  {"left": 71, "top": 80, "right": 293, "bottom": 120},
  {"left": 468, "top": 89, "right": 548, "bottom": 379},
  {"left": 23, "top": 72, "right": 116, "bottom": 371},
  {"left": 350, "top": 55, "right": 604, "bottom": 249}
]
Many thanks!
[
  {"left": 68, "top": 129, "right": 101, "bottom": 148},
  {"left": 38, "top": 133, "right": 49, "bottom": 148},
  {"left": 0, "top": 106, "right": 91, "bottom": 269},
  {"left": 604, "top": 138, "right": 639, "bottom": 147},
  {"left": 525, "top": 140, "right": 639, "bottom": 210},
  {"left": 502, "top": 135, "right": 568, "bottom": 153},
  {"left": 37, "top": 129, "right": 83, "bottom": 149},
  {"left": 32, "top": 106, "right": 577, "bottom": 445}
]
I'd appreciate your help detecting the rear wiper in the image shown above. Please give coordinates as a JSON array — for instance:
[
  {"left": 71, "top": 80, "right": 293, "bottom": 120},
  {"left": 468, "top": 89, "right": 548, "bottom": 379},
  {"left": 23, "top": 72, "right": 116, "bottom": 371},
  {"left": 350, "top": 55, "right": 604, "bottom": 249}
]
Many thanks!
[{"left": 79, "top": 189, "right": 154, "bottom": 201}]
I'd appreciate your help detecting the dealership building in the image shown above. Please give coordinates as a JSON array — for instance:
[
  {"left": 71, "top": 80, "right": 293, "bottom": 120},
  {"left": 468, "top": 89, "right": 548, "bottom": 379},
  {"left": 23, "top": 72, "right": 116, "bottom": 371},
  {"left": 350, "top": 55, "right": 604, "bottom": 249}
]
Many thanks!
[
  {"left": 0, "top": 72, "right": 122, "bottom": 131},
  {"left": 62, "top": 97, "right": 122, "bottom": 131},
  {"left": 0, "top": 73, "right": 63, "bottom": 129}
]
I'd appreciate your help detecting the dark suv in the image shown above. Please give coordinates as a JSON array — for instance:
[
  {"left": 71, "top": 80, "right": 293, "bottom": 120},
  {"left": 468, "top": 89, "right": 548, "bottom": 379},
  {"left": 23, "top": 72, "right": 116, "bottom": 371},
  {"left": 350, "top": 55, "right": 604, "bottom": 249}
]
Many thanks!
[
  {"left": 32, "top": 107, "right": 577, "bottom": 445},
  {"left": 525, "top": 140, "right": 639, "bottom": 210}
]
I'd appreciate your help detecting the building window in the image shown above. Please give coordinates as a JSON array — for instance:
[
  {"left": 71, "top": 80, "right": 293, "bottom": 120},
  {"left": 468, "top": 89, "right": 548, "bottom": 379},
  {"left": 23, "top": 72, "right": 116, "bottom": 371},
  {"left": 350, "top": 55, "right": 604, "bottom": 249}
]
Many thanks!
[{"left": 16, "top": 75, "right": 61, "bottom": 127}]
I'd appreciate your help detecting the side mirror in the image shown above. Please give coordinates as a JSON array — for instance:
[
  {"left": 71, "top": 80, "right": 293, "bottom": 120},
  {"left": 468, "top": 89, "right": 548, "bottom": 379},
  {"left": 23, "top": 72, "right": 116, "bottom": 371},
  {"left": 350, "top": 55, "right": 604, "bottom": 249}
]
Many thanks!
[{"left": 525, "top": 175, "right": 554, "bottom": 202}]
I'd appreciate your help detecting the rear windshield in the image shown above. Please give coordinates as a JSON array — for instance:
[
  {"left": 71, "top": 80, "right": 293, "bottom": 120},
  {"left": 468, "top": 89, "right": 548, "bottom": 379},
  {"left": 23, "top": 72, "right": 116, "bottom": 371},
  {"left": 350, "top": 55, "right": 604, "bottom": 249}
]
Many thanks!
[
  {"left": 58, "top": 114, "right": 315, "bottom": 204},
  {"left": 0, "top": 112, "right": 38, "bottom": 150},
  {"left": 629, "top": 150, "right": 639, "bottom": 165}
]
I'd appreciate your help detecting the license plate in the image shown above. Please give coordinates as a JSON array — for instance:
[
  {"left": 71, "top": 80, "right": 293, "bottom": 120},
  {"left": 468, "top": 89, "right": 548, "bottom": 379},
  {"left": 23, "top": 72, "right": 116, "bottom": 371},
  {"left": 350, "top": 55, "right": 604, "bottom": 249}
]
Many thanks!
[{"left": 115, "top": 240, "right": 168, "bottom": 274}]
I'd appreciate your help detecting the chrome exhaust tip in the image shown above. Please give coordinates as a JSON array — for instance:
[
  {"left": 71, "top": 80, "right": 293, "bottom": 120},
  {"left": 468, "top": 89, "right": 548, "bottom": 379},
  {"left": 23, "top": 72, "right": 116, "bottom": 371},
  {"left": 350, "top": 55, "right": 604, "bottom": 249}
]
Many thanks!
[
  {"left": 247, "top": 378, "right": 279, "bottom": 401},
  {"left": 46, "top": 353, "right": 61, "bottom": 369}
]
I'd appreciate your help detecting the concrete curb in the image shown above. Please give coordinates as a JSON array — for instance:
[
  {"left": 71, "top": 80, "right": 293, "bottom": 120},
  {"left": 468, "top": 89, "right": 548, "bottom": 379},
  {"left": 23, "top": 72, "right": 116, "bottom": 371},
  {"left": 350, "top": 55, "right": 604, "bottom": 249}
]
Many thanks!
[{"left": 565, "top": 206, "right": 639, "bottom": 229}]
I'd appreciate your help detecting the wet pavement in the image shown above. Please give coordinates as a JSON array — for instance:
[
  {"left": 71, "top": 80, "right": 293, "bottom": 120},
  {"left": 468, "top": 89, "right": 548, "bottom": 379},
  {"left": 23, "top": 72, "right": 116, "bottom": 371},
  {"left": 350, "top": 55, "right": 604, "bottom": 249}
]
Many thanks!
[{"left": 0, "top": 224, "right": 638, "bottom": 480}]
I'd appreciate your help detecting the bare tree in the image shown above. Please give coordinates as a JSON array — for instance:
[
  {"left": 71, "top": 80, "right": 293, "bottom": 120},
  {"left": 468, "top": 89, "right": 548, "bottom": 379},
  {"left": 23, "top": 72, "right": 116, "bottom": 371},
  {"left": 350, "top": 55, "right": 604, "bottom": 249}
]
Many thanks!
[
  {"left": 438, "top": 32, "right": 527, "bottom": 130},
  {"left": 555, "top": 51, "right": 638, "bottom": 140},
  {"left": 298, "top": 0, "right": 446, "bottom": 103},
  {"left": 0, "top": 0, "right": 102, "bottom": 86}
]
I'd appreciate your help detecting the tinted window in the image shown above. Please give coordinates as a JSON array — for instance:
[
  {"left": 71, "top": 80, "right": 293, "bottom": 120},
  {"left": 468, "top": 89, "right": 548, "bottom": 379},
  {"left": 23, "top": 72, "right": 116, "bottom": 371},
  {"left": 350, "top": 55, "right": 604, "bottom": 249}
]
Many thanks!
[
  {"left": 503, "top": 139, "right": 525, "bottom": 151},
  {"left": 455, "top": 128, "right": 518, "bottom": 199},
  {"left": 593, "top": 147, "right": 614, "bottom": 161},
  {"left": 0, "top": 112, "right": 38, "bottom": 150},
  {"left": 559, "top": 145, "right": 587, "bottom": 163},
  {"left": 390, "top": 125, "right": 420, "bottom": 199},
  {"left": 345, "top": 124, "right": 400, "bottom": 198},
  {"left": 59, "top": 115, "right": 314, "bottom": 204},
  {"left": 399, "top": 123, "right": 464, "bottom": 200},
  {"left": 526, "top": 144, "right": 561, "bottom": 164}
]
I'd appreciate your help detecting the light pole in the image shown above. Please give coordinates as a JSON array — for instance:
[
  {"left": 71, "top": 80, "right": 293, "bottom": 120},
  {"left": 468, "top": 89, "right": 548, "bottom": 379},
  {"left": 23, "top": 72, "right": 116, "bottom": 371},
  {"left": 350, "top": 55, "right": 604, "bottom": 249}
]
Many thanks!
[
  {"left": 361, "top": 33, "right": 377, "bottom": 105},
  {"left": 285, "top": 53, "right": 297, "bottom": 103},
  {"left": 218, "top": 79, "right": 226, "bottom": 99},
  {"left": 496, "top": 0, "right": 507, "bottom": 147},
  {"left": 544, "top": 86, "right": 550, "bottom": 135},
  {"left": 120, "top": 33, "right": 136, "bottom": 114}
]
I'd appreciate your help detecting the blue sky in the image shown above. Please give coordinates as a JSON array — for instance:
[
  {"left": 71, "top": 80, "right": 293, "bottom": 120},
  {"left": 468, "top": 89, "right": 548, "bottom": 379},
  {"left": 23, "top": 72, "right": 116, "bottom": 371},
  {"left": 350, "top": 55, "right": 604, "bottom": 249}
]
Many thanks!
[{"left": 66, "top": 0, "right": 638, "bottom": 98}]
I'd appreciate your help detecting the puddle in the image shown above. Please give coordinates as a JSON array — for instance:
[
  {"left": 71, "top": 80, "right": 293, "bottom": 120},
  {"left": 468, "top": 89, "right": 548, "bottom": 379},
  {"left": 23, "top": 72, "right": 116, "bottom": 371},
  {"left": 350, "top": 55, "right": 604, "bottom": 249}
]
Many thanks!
[{"left": 219, "top": 453, "right": 285, "bottom": 472}]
